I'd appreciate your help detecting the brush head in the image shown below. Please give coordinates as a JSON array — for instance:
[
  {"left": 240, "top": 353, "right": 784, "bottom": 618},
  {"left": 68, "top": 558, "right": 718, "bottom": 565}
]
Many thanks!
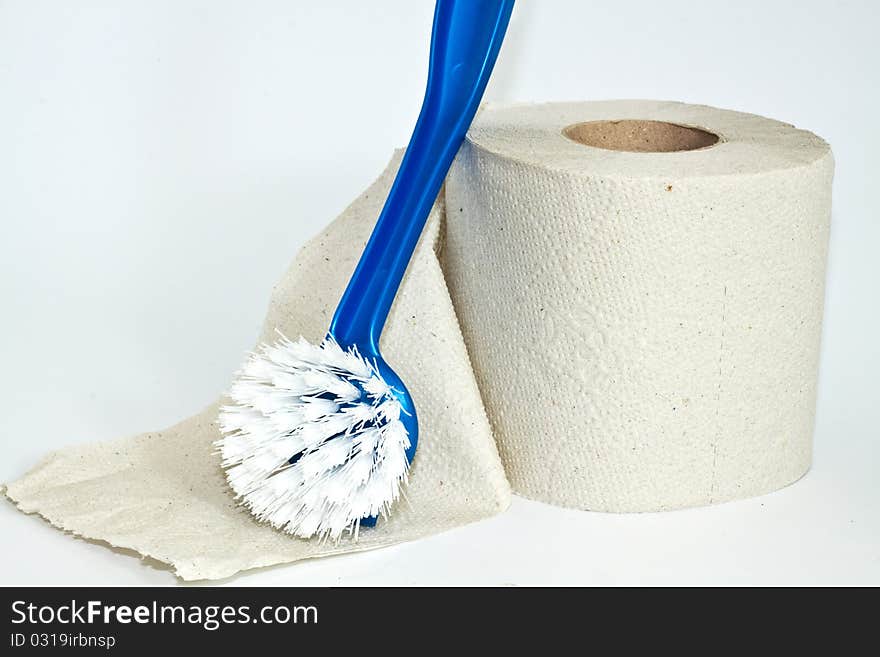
[{"left": 216, "top": 334, "right": 412, "bottom": 540}]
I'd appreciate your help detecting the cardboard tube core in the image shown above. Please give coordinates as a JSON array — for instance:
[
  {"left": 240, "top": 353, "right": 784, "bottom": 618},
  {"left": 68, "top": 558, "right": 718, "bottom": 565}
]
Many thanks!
[{"left": 563, "top": 120, "right": 719, "bottom": 153}]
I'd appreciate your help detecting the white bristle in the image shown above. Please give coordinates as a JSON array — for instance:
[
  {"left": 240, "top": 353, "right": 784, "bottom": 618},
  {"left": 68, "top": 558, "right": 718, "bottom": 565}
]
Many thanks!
[{"left": 216, "top": 334, "right": 410, "bottom": 540}]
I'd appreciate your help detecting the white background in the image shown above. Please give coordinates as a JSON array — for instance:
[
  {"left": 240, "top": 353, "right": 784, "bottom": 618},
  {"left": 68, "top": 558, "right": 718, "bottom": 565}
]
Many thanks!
[{"left": 1, "top": 0, "right": 877, "bottom": 585}]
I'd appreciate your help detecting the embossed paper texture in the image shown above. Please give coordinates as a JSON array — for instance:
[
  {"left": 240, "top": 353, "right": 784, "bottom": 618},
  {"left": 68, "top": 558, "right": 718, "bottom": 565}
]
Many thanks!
[{"left": 4, "top": 101, "right": 832, "bottom": 580}]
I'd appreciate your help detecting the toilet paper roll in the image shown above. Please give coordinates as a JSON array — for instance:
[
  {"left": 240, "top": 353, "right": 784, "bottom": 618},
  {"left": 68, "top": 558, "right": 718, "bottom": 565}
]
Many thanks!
[
  {"left": 444, "top": 100, "right": 833, "bottom": 511},
  {"left": 4, "top": 100, "right": 833, "bottom": 579}
]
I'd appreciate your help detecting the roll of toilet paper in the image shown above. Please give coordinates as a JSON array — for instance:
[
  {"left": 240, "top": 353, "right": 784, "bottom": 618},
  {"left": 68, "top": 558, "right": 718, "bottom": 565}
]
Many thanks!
[
  {"left": 4, "top": 100, "right": 834, "bottom": 579},
  {"left": 444, "top": 100, "right": 833, "bottom": 511}
]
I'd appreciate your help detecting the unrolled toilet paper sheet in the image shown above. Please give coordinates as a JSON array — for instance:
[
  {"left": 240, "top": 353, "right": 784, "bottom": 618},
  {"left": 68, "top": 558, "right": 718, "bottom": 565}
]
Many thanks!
[
  {"left": 3, "top": 152, "right": 511, "bottom": 581},
  {"left": 3, "top": 101, "right": 833, "bottom": 580}
]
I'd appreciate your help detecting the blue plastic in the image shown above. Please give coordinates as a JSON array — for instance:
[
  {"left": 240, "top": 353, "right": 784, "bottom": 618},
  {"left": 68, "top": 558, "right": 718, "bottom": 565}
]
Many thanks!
[{"left": 327, "top": 0, "right": 514, "bottom": 525}]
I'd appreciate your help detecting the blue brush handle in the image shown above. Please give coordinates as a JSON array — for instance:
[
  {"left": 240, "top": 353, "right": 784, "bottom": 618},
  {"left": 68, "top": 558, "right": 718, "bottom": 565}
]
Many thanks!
[{"left": 329, "top": 0, "right": 514, "bottom": 352}]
